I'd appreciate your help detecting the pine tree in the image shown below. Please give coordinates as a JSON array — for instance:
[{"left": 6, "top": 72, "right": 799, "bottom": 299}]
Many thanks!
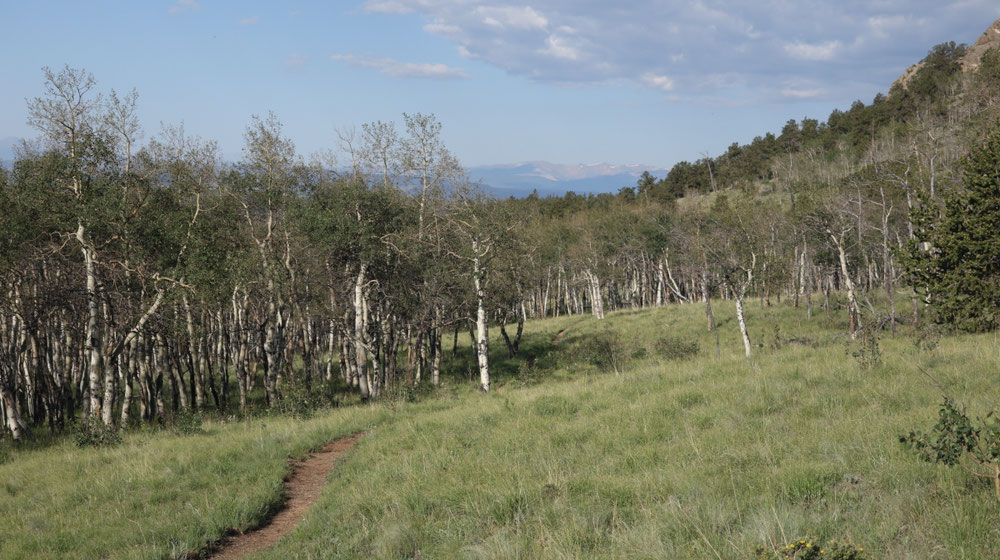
[{"left": 902, "top": 124, "right": 1000, "bottom": 331}]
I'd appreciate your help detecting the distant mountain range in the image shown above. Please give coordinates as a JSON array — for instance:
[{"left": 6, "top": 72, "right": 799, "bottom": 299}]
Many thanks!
[
  {"left": 0, "top": 137, "right": 665, "bottom": 198},
  {"left": 469, "top": 161, "right": 670, "bottom": 197}
]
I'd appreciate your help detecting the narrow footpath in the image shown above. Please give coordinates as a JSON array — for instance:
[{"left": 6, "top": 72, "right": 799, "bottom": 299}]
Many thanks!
[
  {"left": 552, "top": 318, "right": 588, "bottom": 346},
  {"left": 205, "top": 432, "right": 365, "bottom": 559}
]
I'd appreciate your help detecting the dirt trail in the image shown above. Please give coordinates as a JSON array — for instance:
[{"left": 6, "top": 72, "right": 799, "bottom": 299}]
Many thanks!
[
  {"left": 206, "top": 432, "right": 365, "bottom": 560},
  {"left": 551, "top": 318, "right": 587, "bottom": 346}
]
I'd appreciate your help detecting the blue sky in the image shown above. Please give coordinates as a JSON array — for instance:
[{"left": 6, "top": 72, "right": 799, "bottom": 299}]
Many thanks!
[{"left": 1, "top": 1, "right": 999, "bottom": 168}]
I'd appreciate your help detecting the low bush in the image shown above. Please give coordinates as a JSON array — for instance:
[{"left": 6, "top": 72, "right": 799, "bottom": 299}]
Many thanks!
[
  {"left": 913, "top": 323, "right": 942, "bottom": 352},
  {"left": 276, "top": 379, "right": 337, "bottom": 419},
  {"left": 900, "top": 397, "right": 1000, "bottom": 502},
  {"left": 848, "top": 325, "right": 881, "bottom": 370},
  {"left": 579, "top": 330, "right": 626, "bottom": 374},
  {"left": 170, "top": 408, "right": 204, "bottom": 435},
  {"left": 654, "top": 335, "right": 700, "bottom": 360},
  {"left": 753, "top": 536, "right": 869, "bottom": 559},
  {"left": 74, "top": 417, "right": 122, "bottom": 447}
]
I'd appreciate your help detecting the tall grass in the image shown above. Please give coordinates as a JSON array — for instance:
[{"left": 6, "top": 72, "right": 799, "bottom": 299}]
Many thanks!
[
  {"left": 0, "top": 408, "right": 388, "bottom": 559},
  {"left": 259, "top": 302, "right": 1000, "bottom": 559}
]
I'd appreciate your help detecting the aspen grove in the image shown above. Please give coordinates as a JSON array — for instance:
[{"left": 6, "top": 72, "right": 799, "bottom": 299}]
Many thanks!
[{"left": 1, "top": 45, "right": 999, "bottom": 441}]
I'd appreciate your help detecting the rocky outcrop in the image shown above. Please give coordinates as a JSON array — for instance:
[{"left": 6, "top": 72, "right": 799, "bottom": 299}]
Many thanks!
[
  {"left": 891, "top": 61, "right": 923, "bottom": 92},
  {"left": 961, "top": 17, "right": 1000, "bottom": 71},
  {"left": 891, "top": 17, "right": 1000, "bottom": 93}
]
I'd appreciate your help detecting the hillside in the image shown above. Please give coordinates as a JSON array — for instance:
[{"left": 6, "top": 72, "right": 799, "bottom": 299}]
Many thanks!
[
  {"left": 2, "top": 301, "right": 998, "bottom": 559},
  {"left": 891, "top": 18, "right": 1000, "bottom": 91},
  {"left": 961, "top": 17, "right": 1000, "bottom": 71}
]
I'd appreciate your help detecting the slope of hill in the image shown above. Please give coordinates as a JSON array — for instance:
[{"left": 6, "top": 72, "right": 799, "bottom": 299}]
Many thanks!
[
  {"left": 2, "top": 303, "right": 997, "bottom": 559},
  {"left": 962, "top": 17, "right": 1000, "bottom": 70},
  {"left": 892, "top": 16, "right": 1000, "bottom": 92}
]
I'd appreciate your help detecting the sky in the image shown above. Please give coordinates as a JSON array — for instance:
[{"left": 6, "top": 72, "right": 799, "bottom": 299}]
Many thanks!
[{"left": 1, "top": 1, "right": 999, "bottom": 168}]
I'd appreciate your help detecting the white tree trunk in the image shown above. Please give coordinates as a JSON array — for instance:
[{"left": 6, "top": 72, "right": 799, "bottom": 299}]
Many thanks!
[
  {"left": 354, "top": 264, "right": 371, "bottom": 401},
  {"left": 664, "top": 253, "right": 687, "bottom": 302},
  {"left": 830, "top": 231, "right": 860, "bottom": 337},
  {"left": 734, "top": 292, "right": 752, "bottom": 358},
  {"left": 656, "top": 262, "right": 666, "bottom": 306},
  {"left": 472, "top": 246, "right": 490, "bottom": 392},
  {"left": 731, "top": 253, "right": 755, "bottom": 359},
  {"left": 585, "top": 270, "right": 605, "bottom": 319},
  {"left": 263, "top": 301, "right": 279, "bottom": 406},
  {"left": 0, "top": 386, "right": 28, "bottom": 441},
  {"left": 431, "top": 307, "right": 442, "bottom": 386},
  {"left": 182, "top": 295, "right": 204, "bottom": 409},
  {"left": 78, "top": 225, "right": 103, "bottom": 420}
]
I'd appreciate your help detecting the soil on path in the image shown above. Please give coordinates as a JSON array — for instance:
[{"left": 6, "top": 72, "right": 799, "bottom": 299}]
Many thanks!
[
  {"left": 552, "top": 318, "right": 587, "bottom": 346},
  {"left": 205, "top": 432, "right": 365, "bottom": 560}
]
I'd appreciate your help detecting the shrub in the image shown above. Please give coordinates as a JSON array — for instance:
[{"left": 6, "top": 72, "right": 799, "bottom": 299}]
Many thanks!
[
  {"left": 276, "top": 378, "right": 334, "bottom": 419},
  {"left": 900, "top": 397, "right": 1000, "bottom": 502},
  {"left": 380, "top": 382, "right": 418, "bottom": 408},
  {"left": 515, "top": 357, "right": 543, "bottom": 387},
  {"left": 848, "top": 326, "right": 881, "bottom": 370},
  {"left": 753, "top": 536, "right": 869, "bottom": 559},
  {"left": 170, "top": 408, "right": 204, "bottom": 435},
  {"left": 913, "top": 323, "right": 941, "bottom": 352},
  {"left": 579, "top": 330, "right": 625, "bottom": 374},
  {"left": 654, "top": 335, "right": 700, "bottom": 360},
  {"left": 74, "top": 416, "right": 122, "bottom": 447}
]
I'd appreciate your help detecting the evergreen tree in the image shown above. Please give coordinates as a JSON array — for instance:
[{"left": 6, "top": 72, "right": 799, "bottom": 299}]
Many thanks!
[{"left": 902, "top": 124, "right": 1000, "bottom": 331}]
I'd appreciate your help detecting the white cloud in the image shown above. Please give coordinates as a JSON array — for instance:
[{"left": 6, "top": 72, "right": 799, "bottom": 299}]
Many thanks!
[
  {"left": 364, "top": 0, "right": 415, "bottom": 14},
  {"left": 540, "top": 35, "right": 581, "bottom": 60},
  {"left": 356, "top": 1, "right": 1000, "bottom": 103},
  {"left": 781, "top": 88, "right": 824, "bottom": 98},
  {"left": 866, "top": 15, "right": 929, "bottom": 40},
  {"left": 641, "top": 73, "right": 675, "bottom": 92},
  {"left": 168, "top": 0, "right": 200, "bottom": 15},
  {"left": 239, "top": 16, "right": 260, "bottom": 25},
  {"left": 424, "top": 21, "right": 460, "bottom": 35},
  {"left": 783, "top": 40, "right": 842, "bottom": 61},
  {"left": 332, "top": 54, "right": 469, "bottom": 79},
  {"left": 475, "top": 6, "right": 548, "bottom": 30}
]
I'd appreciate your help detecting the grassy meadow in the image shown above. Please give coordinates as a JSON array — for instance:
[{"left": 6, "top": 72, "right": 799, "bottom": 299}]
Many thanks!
[{"left": 2, "top": 295, "right": 999, "bottom": 559}]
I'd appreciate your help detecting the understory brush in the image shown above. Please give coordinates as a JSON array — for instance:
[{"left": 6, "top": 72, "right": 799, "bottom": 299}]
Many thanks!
[
  {"left": 654, "top": 333, "right": 701, "bottom": 360},
  {"left": 754, "top": 536, "right": 870, "bottom": 559},
  {"left": 901, "top": 397, "right": 1000, "bottom": 502},
  {"left": 73, "top": 416, "right": 123, "bottom": 447}
]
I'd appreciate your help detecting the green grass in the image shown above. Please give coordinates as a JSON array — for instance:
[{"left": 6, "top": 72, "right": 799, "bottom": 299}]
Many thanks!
[
  {"left": 3, "top": 298, "right": 1000, "bottom": 559},
  {"left": 0, "top": 408, "right": 388, "bottom": 559}
]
